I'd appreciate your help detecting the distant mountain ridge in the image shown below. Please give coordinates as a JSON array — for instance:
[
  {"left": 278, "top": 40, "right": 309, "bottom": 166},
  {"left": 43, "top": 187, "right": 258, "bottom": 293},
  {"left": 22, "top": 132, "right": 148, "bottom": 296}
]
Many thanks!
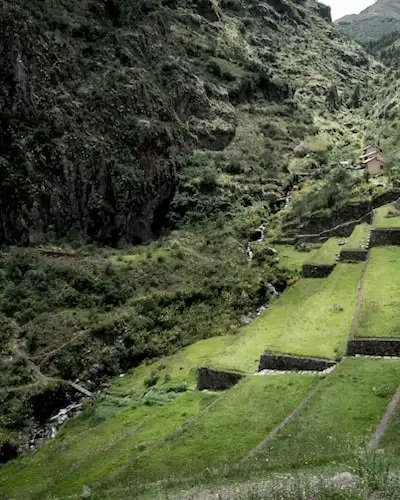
[{"left": 337, "top": 0, "right": 400, "bottom": 44}]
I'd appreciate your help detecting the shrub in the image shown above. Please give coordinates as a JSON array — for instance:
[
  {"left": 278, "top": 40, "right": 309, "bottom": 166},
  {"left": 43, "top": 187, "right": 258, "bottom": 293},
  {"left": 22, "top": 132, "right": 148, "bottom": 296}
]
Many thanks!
[{"left": 199, "top": 168, "right": 218, "bottom": 193}]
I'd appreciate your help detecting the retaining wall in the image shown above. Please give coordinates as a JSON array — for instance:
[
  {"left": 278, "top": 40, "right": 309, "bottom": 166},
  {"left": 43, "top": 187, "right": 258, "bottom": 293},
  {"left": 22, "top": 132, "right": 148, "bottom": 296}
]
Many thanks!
[
  {"left": 296, "top": 213, "right": 372, "bottom": 243},
  {"left": 302, "top": 263, "right": 335, "bottom": 278},
  {"left": 370, "top": 229, "right": 400, "bottom": 247},
  {"left": 291, "top": 190, "right": 400, "bottom": 236},
  {"left": 258, "top": 352, "right": 336, "bottom": 372},
  {"left": 197, "top": 367, "right": 244, "bottom": 390},
  {"left": 339, "top": 249, "right": 368, "bottom": 262},
  {"left": 347, "top": 339, "right": 400, "bottom": 356}
]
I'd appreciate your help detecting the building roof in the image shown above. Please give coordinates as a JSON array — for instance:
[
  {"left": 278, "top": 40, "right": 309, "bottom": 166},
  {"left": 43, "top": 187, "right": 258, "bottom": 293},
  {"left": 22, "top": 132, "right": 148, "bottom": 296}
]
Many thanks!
[
  {"left": 363, "top": 153, "right": 384, "bottom": 165},
  {"left": 363, "top": 144, "right": 381, "bottom": 152},
  {"left": 360, "top": 150, "right": 379, "bottom": 159}
]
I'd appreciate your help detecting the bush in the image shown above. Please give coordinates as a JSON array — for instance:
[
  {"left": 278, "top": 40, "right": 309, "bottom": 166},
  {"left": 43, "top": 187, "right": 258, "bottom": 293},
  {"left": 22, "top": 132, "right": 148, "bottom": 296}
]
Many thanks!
[{"left": 199, "top": 168, "right": 218, "bottom": 193}]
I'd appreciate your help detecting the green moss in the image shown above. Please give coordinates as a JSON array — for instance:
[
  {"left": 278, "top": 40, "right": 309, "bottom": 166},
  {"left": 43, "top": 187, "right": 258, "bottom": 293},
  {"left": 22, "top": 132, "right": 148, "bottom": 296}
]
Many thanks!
[
  {"left": 356, "top": 247, "right": 400, "bottom": 338},
  {"left": 246, "top": 358, "right": 400, "bottom": 472},
  {"left": 374, "top": 204, "right": 400, "bottom": 228}
]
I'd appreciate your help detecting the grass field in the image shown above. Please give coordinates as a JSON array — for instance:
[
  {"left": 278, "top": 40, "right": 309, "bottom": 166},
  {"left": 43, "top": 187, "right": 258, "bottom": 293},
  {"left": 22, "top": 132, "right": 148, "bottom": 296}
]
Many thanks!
[
  {"left": 213, "top": 263, "right": 364, "bottom": 370},
  {"left": 355, "top": 247, "right": 400, "bottom": 338},
  {"left": 307, "top": 238, "right": 342, "bottom": 265},
  {"left": 343, "top": 223, "right": 370, "bottom": 250},
  {"left": 93, "top": 262, "right": 364, "bottom": 395},
  {"left": 245, "top": 358, "right": 400, "bottom": 472},
  {"left": 0, "top": 391, "right": 220, "bottom": 499},
  {"left": 0, "top": 376, "right": 317, "bottom": 499},
  {"left": 4, "top": 359, "right": 397, "bottom": 500},
  {"left": 374, "top": 204, "right": 400, "bottom": 228},
  {"left": 274, "top": 245, "right": 317, "bottom": 272},
  {"left": 89, "top": 375, "right": 318, "bottom": 498}
]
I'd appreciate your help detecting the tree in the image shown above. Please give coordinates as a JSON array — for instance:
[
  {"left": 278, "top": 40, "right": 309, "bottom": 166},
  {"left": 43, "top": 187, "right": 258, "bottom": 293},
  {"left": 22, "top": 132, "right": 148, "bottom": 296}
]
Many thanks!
[
  {"left": 350, "top": 84, "right": 361, "bottom": 109},
  {"left": 326, "top": 85, "right": 341, "bottom": 111}
]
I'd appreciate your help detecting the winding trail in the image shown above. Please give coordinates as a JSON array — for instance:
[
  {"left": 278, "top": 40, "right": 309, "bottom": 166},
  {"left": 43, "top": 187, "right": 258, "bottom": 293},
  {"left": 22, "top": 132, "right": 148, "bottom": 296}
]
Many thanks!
[
  {"left": 35, "top": 329, "right": 89, "bottom": 367},
  {"left": 0, "top": 320, "right": 92, "bottom": 396}
]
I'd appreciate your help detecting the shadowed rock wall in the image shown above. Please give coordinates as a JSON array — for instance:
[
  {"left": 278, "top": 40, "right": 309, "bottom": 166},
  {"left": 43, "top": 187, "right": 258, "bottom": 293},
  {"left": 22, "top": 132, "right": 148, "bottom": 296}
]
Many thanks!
[
  {"left": 258, "top": 352, "right": 335, "bottom": 371},
  {"left": 197, "top": 367, "right": 243, "bottom": 390}
]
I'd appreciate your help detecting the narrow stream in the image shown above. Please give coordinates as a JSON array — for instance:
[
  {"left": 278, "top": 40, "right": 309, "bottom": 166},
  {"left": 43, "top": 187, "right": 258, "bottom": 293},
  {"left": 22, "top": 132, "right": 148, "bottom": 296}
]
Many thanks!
[
  {"left": 29, "top": 401, "right": 83, "bottom": 450},
  {"left": 246, "top": 223, "right": 268, "bottom": 261}
]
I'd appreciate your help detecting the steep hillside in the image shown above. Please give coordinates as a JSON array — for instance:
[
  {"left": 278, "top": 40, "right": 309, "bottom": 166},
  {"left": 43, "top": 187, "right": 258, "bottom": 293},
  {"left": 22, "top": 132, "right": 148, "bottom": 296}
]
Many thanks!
[
  {"left": 359, "top": 32, "right": 400, "bottom": 179},
  {"left": 1, "top": 0, "right": 375, "bottom": 246},
  {"left": 337, "top": 0, "right": 400, "bottom": 44}
]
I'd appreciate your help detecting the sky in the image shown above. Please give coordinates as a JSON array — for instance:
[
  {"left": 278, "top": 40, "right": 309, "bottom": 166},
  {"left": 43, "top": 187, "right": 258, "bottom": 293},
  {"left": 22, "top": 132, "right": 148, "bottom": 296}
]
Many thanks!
[{"left": 324, "top": 0, "right": 375, "bottom": 20}]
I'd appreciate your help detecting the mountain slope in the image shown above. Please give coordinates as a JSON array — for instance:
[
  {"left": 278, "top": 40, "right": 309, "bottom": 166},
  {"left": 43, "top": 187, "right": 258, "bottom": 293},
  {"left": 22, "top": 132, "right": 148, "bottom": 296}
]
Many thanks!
[
  {"left": 337, "top": 0, "right": 400, "bottom": 44},
  {"left": 1, "top": 0, "right": 374, "bottom": 246}
]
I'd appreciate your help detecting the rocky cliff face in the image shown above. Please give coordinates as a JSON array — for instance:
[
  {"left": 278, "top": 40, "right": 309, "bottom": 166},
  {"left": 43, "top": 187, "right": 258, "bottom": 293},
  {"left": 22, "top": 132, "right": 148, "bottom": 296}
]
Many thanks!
[
  {"left": 0, "top": 0, "right": 370, "bottom": 246},
  {"left": 1, "top": 2, "right": 187, "bottom": 246}
]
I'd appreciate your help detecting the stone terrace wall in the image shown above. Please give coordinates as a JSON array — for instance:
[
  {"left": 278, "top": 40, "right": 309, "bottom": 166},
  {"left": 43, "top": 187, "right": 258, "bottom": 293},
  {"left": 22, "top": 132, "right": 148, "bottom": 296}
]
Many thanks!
[
  {"left": 258, "top": 352, "right": 336, "bottom": 371},
  {"left": 197, "top": 367, "right": 243, "bottom": 390},
  {"left": 370, "top": 229, "right": 400, "bottom": 247},
  {"left": 347, "top": 339, "right": 400, "bottom": 356},
  {"left": 296, "top": 213, "right": 372, "bottom": 243},
  {"left": 302, "top": 263, "right": 335, "bottom": 278},
  {"left": 339, "top": 249, "right": 368, "bottom": 262},
  {"left": 288, "top": 190, "right": 400, "bottom": 236}
]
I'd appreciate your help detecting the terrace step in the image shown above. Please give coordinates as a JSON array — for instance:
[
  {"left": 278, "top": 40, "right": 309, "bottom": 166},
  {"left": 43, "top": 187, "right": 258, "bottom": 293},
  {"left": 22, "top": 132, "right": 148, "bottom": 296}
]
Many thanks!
[{"left": 370, "top": 228, "right": 400, "bottom": 247}]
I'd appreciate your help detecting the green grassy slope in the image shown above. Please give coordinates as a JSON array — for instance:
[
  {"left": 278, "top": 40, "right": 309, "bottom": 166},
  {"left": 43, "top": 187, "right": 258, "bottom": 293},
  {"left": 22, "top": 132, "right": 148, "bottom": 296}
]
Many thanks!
[
  {"left": 343, "top": 223, "right": 370, "bottom": 250},
  {"left": 213, "top": 263, "right": 364, "bottom": 369},
  {"left": 245, "top": 358, "right": 400, "bottom": 471},
  {"left": 275, "top": 245, "right": 317, "bottom": 272},
  {"left": 356, "top": 247, "right": 400, "bottom": 338},
  {"left": 0, "top": 376, "right": 317, "bottom": 499},
  {"left": 374, "top": 204, "right": 400, "bottom": 228},
  {"left": 0, "top": 391, "right": 219, "bottom": 499},
  {"left": 380, "top": 398, "right": 400, "bottom": 460},
  {"left": 307, "top": 237, "right": 342, "bottom": 265}
]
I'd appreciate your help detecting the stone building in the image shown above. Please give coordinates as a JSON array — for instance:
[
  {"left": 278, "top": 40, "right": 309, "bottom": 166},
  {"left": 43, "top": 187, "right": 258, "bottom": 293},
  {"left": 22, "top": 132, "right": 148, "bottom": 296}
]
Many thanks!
[{"left": 359, "top": 144, "right": 385, "bottom": 175}]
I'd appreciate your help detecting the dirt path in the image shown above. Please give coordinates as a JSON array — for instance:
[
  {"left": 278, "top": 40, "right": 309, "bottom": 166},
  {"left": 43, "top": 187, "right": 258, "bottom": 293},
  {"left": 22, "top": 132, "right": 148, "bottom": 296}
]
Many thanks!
[
  {"left": 348, "top": 250, "right": 371, "bottom": 340},
  {"left": 367, "top": 385, "right": 400, "bottom": 451},
  {"left": 35, "top": 329, "right": 89, "bottom": 367},
  {"left": 0, "top": 319, "right": 71, "bottom": 394},
  {"left": 0, "top": 382, "right": 42, "bottom": 394},
  {"left": 244, "top": 382, "right": 322, "bottom": 460}
]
